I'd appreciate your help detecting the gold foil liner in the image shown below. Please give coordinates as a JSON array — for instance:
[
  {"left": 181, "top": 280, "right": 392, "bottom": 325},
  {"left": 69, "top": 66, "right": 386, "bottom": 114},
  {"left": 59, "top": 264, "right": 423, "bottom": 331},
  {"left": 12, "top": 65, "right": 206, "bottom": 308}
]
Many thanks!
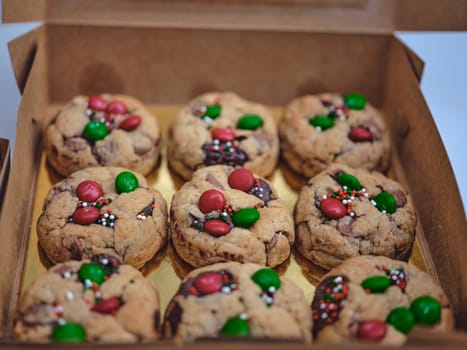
[{"left": 21, "top": 105, "right": 427, "bottom": 317}]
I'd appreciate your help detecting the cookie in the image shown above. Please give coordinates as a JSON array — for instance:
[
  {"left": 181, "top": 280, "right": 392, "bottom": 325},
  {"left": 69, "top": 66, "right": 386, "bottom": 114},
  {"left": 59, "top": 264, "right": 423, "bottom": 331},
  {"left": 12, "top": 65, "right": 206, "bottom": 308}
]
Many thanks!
[
  {"left": 294, "top": 164, "right": 416, "bottom": 270},
  {"left": 170, "top": 165, "right": 294, "bottom": 268},
  {"left": 280, "top": 93, "right": 390, "bottom": 178},
  {"left": 311, "top": 256, "right": 454, "bottom": 345},
  {"left": 37, "top": 167, "right": 168, "bottom": 269},
  {"left": 163, "top": 262, "right": 312, "bottom": 343},
  {"left": 44, "top": 94, "right": 161, "bottom": 177},
  {"left": 167, "top": 92, "right": 279, "bottom": 180},
  {"left": 15, "top": 255, "right": 160, "bottom": 343}
]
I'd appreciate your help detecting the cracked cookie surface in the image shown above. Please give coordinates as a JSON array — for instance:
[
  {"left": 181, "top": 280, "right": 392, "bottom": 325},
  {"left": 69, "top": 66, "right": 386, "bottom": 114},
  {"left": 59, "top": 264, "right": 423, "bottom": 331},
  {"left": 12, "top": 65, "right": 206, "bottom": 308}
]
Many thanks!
[
  {"left": 280, "top": 93, "right": 390, "bottom": 178},
  {"left": 294, "top": 164, "right": 416, "bottom": 270},
  {"left": 311, "top": 256, "right": 454, "bottom": 345},
  {"left": 15, "top": 256, "right": 161, "bottom": 343},
  {"left": 170, "top": 165, "right": 294, "bottom": 268},
  {"left": 167, "top": 92, "right": 279, "bottom": 180},
  {"left": 37, "top": 167, "right": 168, "bottom": 269},
  {"left": 162, "top": 262, "right": 312, "bottom": 343},
  {"left": 45, "top": 94, "right": 161, "bottom": 177}
]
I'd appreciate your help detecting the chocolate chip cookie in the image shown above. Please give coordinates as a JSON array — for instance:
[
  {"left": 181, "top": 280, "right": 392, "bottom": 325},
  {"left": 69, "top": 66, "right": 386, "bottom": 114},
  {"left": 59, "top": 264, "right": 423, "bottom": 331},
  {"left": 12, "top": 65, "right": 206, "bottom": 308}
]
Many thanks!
[
  {"left": 15, "top": 255, "right": 160, "bottom": 343},
  {"left": 294, "top": 164, "right": 416, "bottom": 270},
  {"left": 311, "top": 256, "right": 454, "bottom": 345},
  {"left": 167, "top": 92, "right": 279, "bottom": 180},
  {"left": 45, "top": 94, "right": 161, "bottom": 177},
  {"left": 280, "top": 93, "right": 390, "bottom": 178},
  {"left": 163, "top": 262, "right": 312, "bottom": 343},
  {"left": 170, "top": 165, "right": 294, "bottom": 268},
  {"left": 37, "top": 167, "right": 168, "bottom": 269}
]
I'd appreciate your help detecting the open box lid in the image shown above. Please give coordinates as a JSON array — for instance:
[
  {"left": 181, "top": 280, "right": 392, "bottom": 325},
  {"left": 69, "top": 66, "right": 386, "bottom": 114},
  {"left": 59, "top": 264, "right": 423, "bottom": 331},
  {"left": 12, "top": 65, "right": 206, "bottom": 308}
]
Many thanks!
[{"left": 3, "top": 0, "right": 467, "bottom": 33}]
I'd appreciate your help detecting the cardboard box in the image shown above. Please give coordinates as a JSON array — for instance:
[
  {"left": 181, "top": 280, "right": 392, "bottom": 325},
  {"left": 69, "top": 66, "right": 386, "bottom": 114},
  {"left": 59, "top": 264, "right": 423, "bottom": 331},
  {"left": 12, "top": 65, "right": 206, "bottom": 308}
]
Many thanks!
[
  {"left": 0, "top": 139, "right": 10, "bottom": 214},
  {"left": 1, "top": 0, "right": 467, "bottom": 348}
]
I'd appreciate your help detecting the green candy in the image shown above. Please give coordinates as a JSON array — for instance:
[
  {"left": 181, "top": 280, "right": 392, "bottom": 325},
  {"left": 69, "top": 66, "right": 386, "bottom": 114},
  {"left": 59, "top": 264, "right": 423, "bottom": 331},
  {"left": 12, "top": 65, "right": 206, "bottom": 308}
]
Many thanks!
[
  {"left": 373, "top": 191, "right": 397, "bottom": 214},
  {"left": 115, "top": 171, "right": 139, "bottom": 194},
  {"left": 52, "top": 323, "right": 86, "bottom": 343},
  {"left": 251, "top": 268, "right": 281, "bottom": 291},
  {"left": 361, "top": 275, "right": 391, "bottom": 293},
  {"left": 221, "top": 316, "right": 250, "bottom": 337},
  {"left": 344, "top": 92, "right": 367, "bottom": 110},
  {"left": 309, "top": 114, "right": 335, "bottom": 131},
  {"left": 232, "top": 208, "right": 260, "bottom": 228},
  {"left": 237, "top": 114, "right": 263, "bottom": 130},
  {"left": 410, "top": 296, "right": 441, "bottom": 325},
  {"left": 337, "top": 173, "right": 361, "bottom": 191},
  {"left": 386, "top": 307, "right": 415, "bottom": 335},
  {"left": 78, "top": 263, "right": 106, "bottom": 285},
  {"left": 203, "top": 104, "right": 222, "bottom": 119},
  {"left": 83, "top": 121, "right": 109, "bottom": 141}
]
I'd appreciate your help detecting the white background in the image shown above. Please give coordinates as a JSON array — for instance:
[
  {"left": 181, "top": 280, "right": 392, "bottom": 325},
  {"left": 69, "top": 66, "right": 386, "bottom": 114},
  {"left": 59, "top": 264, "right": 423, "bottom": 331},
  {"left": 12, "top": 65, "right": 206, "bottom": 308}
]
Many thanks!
[{"left": 0, "top": 4, "right": 466, "bottom": 211}]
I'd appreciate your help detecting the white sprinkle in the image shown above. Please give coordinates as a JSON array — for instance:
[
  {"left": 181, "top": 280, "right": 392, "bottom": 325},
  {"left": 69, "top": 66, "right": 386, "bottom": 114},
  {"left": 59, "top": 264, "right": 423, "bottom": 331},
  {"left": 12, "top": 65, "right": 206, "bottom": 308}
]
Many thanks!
[
  {"left": 229, "top": 148, "right": 234, "bottom": 152},
  {"left": 110, "top": 222, "right": 115, "bottom": 227},
  {"left": 85, "top": 109, "right": 93, "bottom": 116},
  {"left": 322, "top": 195, "right": 327, "bottom": 199},
  {"left": 350, "top": 196, "right": 355, "bottom": 200},
  {"left": 221, "top": 286, "right": 231, "bottom": 293},
  {"left": 362, "top": 188, "right": 367, "bottom": 192},
  {"left": 392, "top": 275, "right": 398, "bottom": 280},
  {"left": 82, "top": 202, "right": 88, "bottom": 207},
  {"left": 85, "top": 280, "right": 92, "bottom": 287},
  {"left": 58, "top": 318, "right": 66, "bottom": 325},
  {"left": 141, "top": 217, "right": 146, "bottom": 221},
  {"left": 371, "top": 200, "right": 376, "bottom": 205},
  {"left": 321, "top": 312, "right": 328, "bottom": 319},
  {"left": 63, "top": 271, "right": 71, "bottom": 279},
  {"left": 66, "top": 291, "right": 74, "bottom": 300},
  {"left": 364, "top": 193, "right": 369, "bottom": 198},
  {"left": 239, "top": 313, "right": 248, "bottom": 320},
  {"left": 213, "top": 145, "right": 219, "bottom": 151},
  {"left": 102, "top": 258, "right": 108, "bottom": 265},
  {"left": 342, "top": 186, "right": 348, "bottom": 190},
  {"left": 109, "top": 214, "right": 115, "bottom": 220},
  {"left": 226, "top": 141, "right": 232, "bottom": 147},
  {"left": 350, "top": 212, "right": 355, "bottom": 217},
  {"left": 268, "top": 286, "right": 276, "bottom": 293},
  {"left": 320, "top": 303, "right": 326, "bottom": 309},
  {"left": 335, "top": 276, "right": 343, "bottom": 282},
  {"left": 104, "top": 213, "right": 109, "bottom": 218},
  {"left": 258, "top": 194, "right": 263, "bottom": 198},
  {"left": 316, "top": 126, "right": 322, "bottom": 132},
  {"left": 204, "top": 117, "right": 213, "bottom": 124},
  {"left": 342, "top": 199, "right": 347, "bottom": 205},
  {"left": 213, "top": 139, "right": 220, "bottom": 145},
  {"left": 100, "top": 117, "right": 105, "bottom": 122}
]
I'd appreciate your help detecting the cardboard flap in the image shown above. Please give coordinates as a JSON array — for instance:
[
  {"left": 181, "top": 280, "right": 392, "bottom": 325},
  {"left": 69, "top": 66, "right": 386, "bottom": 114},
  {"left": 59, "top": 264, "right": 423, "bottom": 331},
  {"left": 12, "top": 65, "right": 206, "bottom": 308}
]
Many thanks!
[
  {"left": 3, "top": 0, "right": 467, "bottom": 32},
  {"left": 7, "top": 28, "right": 41, "bottom": 94}
]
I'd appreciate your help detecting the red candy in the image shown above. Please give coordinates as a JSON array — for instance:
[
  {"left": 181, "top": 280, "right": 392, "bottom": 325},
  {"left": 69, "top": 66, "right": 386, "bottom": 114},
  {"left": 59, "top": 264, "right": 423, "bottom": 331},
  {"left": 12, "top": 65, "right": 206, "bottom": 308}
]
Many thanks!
[
  {"left": 73, "top": 207, "right": 100, "bottom": 225},
  {"left": 88, "top": 95, "right": 107, "bottom": 111},
  {"left": 348, "top": 127, "right": 373, "bottom": 142},
  {"left": 210, "top": 127, "right": 235, "bottom": 142},
  {"left": 320, "top": 198, "right": 346, "bottom": 219},
  {"left": 356, "top": 320, "right": 387, "bottom": 341},
  {"left": 106, "top": 100, "right": 128, "bottom": 115},
  {"left": 228, "top": 168, "right": 254, "bottom": 192},
  {"left": 119, "top": 114, "right": 142, "bottom": 131},
  {"left": 204, "top": 220, "right": 231, "bottom": 236},
  {"left": 193, "top": 272, "right": 223, "bottom": 295},
  {"left": 76, "top": 180, "right": 103, "bottom": 202},
  {"left": 91, "top": 297, "right": 121, "bottom": 314},
  {"left": 198, "top": 189, "right": 226, "bottom": 214}
]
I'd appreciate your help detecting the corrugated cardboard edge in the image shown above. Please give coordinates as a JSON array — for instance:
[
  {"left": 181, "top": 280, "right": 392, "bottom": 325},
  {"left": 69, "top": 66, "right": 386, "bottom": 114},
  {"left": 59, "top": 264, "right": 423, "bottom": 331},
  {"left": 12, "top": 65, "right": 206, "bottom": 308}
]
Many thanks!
[
  {"left": 385, "top": 37, "right": 467, "bottom": 329},
  {"left": 0, "top": 139, "right": 10, "bottom": 215},
  {"left": 0, "top": 26, "right": 48, "bottom": 338}
]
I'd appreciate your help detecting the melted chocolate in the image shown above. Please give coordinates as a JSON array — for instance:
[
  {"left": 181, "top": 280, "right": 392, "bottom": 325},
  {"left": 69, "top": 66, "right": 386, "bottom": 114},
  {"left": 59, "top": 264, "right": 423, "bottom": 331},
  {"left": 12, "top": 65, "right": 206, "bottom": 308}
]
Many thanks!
[
  {"left": 202, "top": 141, "right": 248, "bottom": 167},
  {"left": 138, "top": 201, "right": 155, "bottom": 217},
  {"left": 248, "top": 178, "right": 273, "bottom": 203},
  {"left": 311, "top": 275, "right": 349, "bottom": 337},
  {"left": 165, "top": 301, "right": 183, "bottom": 336}
]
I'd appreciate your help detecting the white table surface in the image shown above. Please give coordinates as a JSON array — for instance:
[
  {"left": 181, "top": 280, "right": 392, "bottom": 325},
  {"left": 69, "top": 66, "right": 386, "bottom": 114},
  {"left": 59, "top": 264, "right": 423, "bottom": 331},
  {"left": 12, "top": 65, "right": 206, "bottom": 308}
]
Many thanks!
[{"left": 0, "top": 8, "right": 466, "bottom": 211}]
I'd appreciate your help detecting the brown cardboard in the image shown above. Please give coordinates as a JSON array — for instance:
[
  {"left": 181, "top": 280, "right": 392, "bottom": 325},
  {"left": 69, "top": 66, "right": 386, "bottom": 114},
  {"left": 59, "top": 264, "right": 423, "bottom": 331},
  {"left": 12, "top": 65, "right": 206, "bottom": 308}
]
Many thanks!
[
  {"left": 1, "top": 3, "right": 467, "bottom": 349},
  {"left": 0, "top": 139, "right": 10, "bottom": 215},
  {"left": 4, "top": 0, "right": 467, "bottom": 32}
]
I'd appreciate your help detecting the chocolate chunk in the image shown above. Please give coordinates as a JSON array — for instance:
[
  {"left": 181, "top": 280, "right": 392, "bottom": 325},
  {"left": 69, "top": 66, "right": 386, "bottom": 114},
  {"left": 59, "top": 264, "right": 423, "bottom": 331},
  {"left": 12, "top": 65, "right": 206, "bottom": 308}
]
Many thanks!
[
  {"left": 266, "top": 233, "right": 279, "bottom": 252},
  {"left": 249, "top": 178, "right": 273, "bottom": 203},
  {"left": 65, "top": 137, "right": 88, "bottom": 152},
  {"left": 165, "top": 301, "right": 183, "bottom": 336},
  {"left": 92, "top": 254, "right": 120, "bottom": 275},
  {"left": 391, "top": 189, "right": 407, "bottom": 207},
  {"left": 337, "top": 216, "right": 354, "bottom": 236},
  {"left": 22, "top": 303, "right": 56, "bottom": 326},
  {"left": 69, "top": 240, "right": 83, "bottom": 260},
  {"left": 201, "top": 141, "right": 248, "bottom": 167},
  {"left": 311, "top": 275, "right": 349, "bottom": 337},
  {"left": 154, "top": 309, "right": 161, "bottom": 332},
  {"left": 178, "top": 277, "right": 195, "bottom": 297},
  {"left": 205, "top": 172, "right": 225, "bottom": 190}
]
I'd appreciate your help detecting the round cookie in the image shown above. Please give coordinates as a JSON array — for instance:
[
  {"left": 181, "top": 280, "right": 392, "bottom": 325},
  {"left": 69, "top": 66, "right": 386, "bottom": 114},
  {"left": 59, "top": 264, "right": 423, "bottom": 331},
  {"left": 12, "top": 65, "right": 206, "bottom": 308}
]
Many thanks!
[
  {"left": 294, "top": 164, "right": 416, "bottom": 270},
  {"left": 280, "top": 93, "right": 390, "bottom": 178},
  {"left": 45, "top": 94, "right": 161, "bottom": 177},
  {"left": 311, "top": 256, "right": 454, "bottom": 345},
  {"left": 167, "top": 92, "right": 279, "bottom": 180},
  {"left": 163, "top": 262, "right": 312, "bottom": 343},
  {"left": 170, "top": 165, "right": 294, "bottom": 268},
  {"left": 15, "top": 255, "right": 160, "bottom": 343},
  {"left": 37, "top": 167, "right": 168, "bottom": 269}
]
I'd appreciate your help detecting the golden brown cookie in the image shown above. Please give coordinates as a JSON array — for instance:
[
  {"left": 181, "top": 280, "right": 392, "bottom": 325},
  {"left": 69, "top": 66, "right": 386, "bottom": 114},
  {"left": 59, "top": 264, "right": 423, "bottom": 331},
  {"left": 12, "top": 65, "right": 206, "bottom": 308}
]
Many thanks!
[
  {"left": 45, "top": 94, "right": 161, "bottom": 177},
  {"left": 163, "top": 262, "right": 312, "bottom": 343},
  {"left": 37, "top": 167, "right": 168, "bottom": 269},
  {"left": 170, "top": 165, "right": 294, "bottom": 268},
  {"left": 311, "top": 256, "right": 454, "bottom": 345},
  {"left": 295, "top": 164, "right": 417, "bottom": 270},
  {"left": 167, "top": 92, "right": 279, "bottom": 180},
  {"left": 280, "top": 93, "right": 390, "bottom": 178},
  {"left": 15, "top": 255, "right": 160, "bottom": 343}
]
